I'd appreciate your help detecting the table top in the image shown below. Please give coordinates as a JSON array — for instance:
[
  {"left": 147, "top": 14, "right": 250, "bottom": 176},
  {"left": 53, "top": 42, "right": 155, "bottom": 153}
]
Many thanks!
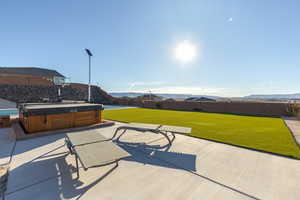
[
  {"left": 159, "top": 125, "right": 192, "bottom": 134},
  {"left": 119, "top": 123, "right": 191, "bottom": 134},
  {"left": 122, "top": 123, "right": 161, "bottom": 130}
]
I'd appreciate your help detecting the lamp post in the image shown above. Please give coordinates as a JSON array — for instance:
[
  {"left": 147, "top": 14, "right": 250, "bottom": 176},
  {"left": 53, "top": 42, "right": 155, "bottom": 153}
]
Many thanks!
[{"left": 85, "top": 49, "right": 93, "bottom": 102}]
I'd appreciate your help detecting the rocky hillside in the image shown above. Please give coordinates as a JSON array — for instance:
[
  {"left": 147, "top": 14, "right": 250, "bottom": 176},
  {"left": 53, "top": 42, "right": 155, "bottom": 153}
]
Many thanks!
[{"left": 0, "top": 84, "right": 113, "bottom": 104}]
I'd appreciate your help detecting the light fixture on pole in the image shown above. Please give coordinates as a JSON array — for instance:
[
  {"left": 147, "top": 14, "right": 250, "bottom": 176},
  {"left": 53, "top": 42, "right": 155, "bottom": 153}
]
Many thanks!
[{"left": 85, "top": 48, "right": 93, "bottom": 102}]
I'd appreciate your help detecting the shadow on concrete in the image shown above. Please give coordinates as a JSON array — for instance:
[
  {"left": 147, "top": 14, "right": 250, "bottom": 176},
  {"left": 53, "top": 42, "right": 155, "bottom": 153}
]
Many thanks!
[
  {"left": 115, "top": 137, "right": 261, "bottom": 200},
  {"left": 113, "top": 128, "right": 197, "bottom": 171},
  {"left": 116, "top": 139, "right": 197, "bottom": 172},
  {"left": 6, "top": 152, "right": 118, "bottom": 200},
  {"left": 123, "top": 145, "right": 196, "bottom": 172},
  {"left": 0, "top": 128, "right": 16, "bottom": 165}
]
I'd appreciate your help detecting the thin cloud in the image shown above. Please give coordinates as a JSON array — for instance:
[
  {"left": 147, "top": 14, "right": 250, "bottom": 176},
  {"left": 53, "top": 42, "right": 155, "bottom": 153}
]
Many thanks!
[
  {"left": 129, "top": 81, "right": 164, "bottom": 91},
  {"left": 228, "top": 17, "right": 233, "bottom": 22},
  {"left": 126, "top": 86, "right": 227, "bottom": 96},
  {"left": 148, "top": 86, "right": 225, "bottom": 95},
  {"left": 114, "top": 85, "right": 264, "bottom": 97}
]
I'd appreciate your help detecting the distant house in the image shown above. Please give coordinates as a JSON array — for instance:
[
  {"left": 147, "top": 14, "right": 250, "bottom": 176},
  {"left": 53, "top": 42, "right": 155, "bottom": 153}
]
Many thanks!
[
  {"left": 136, "top": 94, "right": 163, "bottom": 101},
  {"left": 164, "top": 98, "right": 176, "bottom": 102},
  {"left": 0, "top": 67, "right": 65, "bottom": 86},
  {"left": 184, "top": 97, "right": 216, "bottom": 102}
]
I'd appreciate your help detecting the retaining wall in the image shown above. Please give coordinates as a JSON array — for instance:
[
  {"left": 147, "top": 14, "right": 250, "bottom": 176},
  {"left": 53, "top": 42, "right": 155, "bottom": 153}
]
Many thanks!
[{"left": 115, "top": 99, "right": 291, "bottom": 116}]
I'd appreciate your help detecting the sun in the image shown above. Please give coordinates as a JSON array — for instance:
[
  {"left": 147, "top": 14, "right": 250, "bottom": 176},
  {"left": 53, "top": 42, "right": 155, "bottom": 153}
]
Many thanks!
[{"left": 174, "top": 40, "right": 197, "bottom": 63}]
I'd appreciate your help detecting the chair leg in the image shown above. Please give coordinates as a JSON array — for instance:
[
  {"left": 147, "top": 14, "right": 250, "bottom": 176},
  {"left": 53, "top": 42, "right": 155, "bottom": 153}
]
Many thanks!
[
  {"left": 1, "top": 191, "right": 4, "bottom": 200},
  {"left": 75, "top": 154, "right": 79, "bottom": 179}
]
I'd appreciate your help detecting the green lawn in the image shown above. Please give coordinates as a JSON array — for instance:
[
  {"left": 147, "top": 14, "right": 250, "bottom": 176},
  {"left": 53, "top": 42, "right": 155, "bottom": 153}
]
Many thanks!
[{"left": 104, "top": 108, "right": 300, "bottom": 159}]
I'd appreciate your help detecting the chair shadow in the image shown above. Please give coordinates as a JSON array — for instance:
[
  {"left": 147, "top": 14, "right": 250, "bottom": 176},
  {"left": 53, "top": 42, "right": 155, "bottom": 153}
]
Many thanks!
[
  {"left": 6, "top": 152, "right": 119, "bottom": 200},
  {"left": 116, "top": 138, "right": 197, "bottom": 172}
]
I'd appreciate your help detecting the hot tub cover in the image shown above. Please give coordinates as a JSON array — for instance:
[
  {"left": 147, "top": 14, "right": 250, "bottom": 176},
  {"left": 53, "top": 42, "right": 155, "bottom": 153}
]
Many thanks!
[{"left": 19, "top": 103, "right": 103, "bottom": 116}]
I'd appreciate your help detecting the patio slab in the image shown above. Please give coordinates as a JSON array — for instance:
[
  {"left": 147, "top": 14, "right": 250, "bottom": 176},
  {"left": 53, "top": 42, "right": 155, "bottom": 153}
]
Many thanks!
[
  {"left": 134, "top": 132, "right": 300, "bottom": 200},
  {"left": 3, "top": 123, "right": 300, "bottom": 200}
]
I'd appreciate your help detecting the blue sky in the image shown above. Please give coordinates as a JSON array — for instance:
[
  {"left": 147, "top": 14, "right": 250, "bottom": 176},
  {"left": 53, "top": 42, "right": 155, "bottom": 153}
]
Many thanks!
[{"left": 1, "top": 0, "right": 300, "bottom": 97}]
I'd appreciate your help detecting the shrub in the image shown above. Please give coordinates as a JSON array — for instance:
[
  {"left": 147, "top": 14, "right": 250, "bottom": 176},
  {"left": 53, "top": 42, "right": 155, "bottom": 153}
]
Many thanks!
[
  {"left": 156, "top": 102, "right": 162, "bottom": 109},
  {"left": 287, "top": 103, "right": 300, "bottom": 119},
  {"left": 193, "top": 108, "right": 203, "bottom": 112}
]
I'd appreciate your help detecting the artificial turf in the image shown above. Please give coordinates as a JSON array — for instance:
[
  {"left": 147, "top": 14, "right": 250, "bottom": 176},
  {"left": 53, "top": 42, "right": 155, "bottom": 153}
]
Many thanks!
[{"left": 103, "top": 108, "right": 300, "bottom": 159}]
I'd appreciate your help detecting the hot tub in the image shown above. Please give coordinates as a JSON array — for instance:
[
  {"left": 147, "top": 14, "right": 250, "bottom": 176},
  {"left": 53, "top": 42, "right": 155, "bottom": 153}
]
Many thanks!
[{"left": 19, "top": 103, "right": 104, "bottom": 133}]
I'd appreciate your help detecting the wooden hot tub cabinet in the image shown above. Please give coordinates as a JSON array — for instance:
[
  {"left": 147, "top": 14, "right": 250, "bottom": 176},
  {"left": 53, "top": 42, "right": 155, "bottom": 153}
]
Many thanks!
[{"left": 19, "top": 103, "right": 104, "bottom": 133}]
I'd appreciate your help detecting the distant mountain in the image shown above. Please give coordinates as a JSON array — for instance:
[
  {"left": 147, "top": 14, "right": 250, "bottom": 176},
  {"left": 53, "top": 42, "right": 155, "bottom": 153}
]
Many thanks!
[
  {"left": 109, "top": 92, "right": 144, "bottom": 98},
  {"left": 110, "top": 92, "right": 300, "bottom": 101},
  {"left": 245, "top": 93, "right": 300, "bottom": 99},
  {"left": 109, "top": 92, "right": 220, "bottom": 100},
  {"left": 185, "top": 97, "right": 216, "bottom": 102}
]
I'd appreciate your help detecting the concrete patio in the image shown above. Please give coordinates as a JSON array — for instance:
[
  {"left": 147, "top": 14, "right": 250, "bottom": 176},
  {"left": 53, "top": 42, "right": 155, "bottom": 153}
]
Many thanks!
[{"left": 1, "top": 123, "right": 300, "bottom": 200}]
